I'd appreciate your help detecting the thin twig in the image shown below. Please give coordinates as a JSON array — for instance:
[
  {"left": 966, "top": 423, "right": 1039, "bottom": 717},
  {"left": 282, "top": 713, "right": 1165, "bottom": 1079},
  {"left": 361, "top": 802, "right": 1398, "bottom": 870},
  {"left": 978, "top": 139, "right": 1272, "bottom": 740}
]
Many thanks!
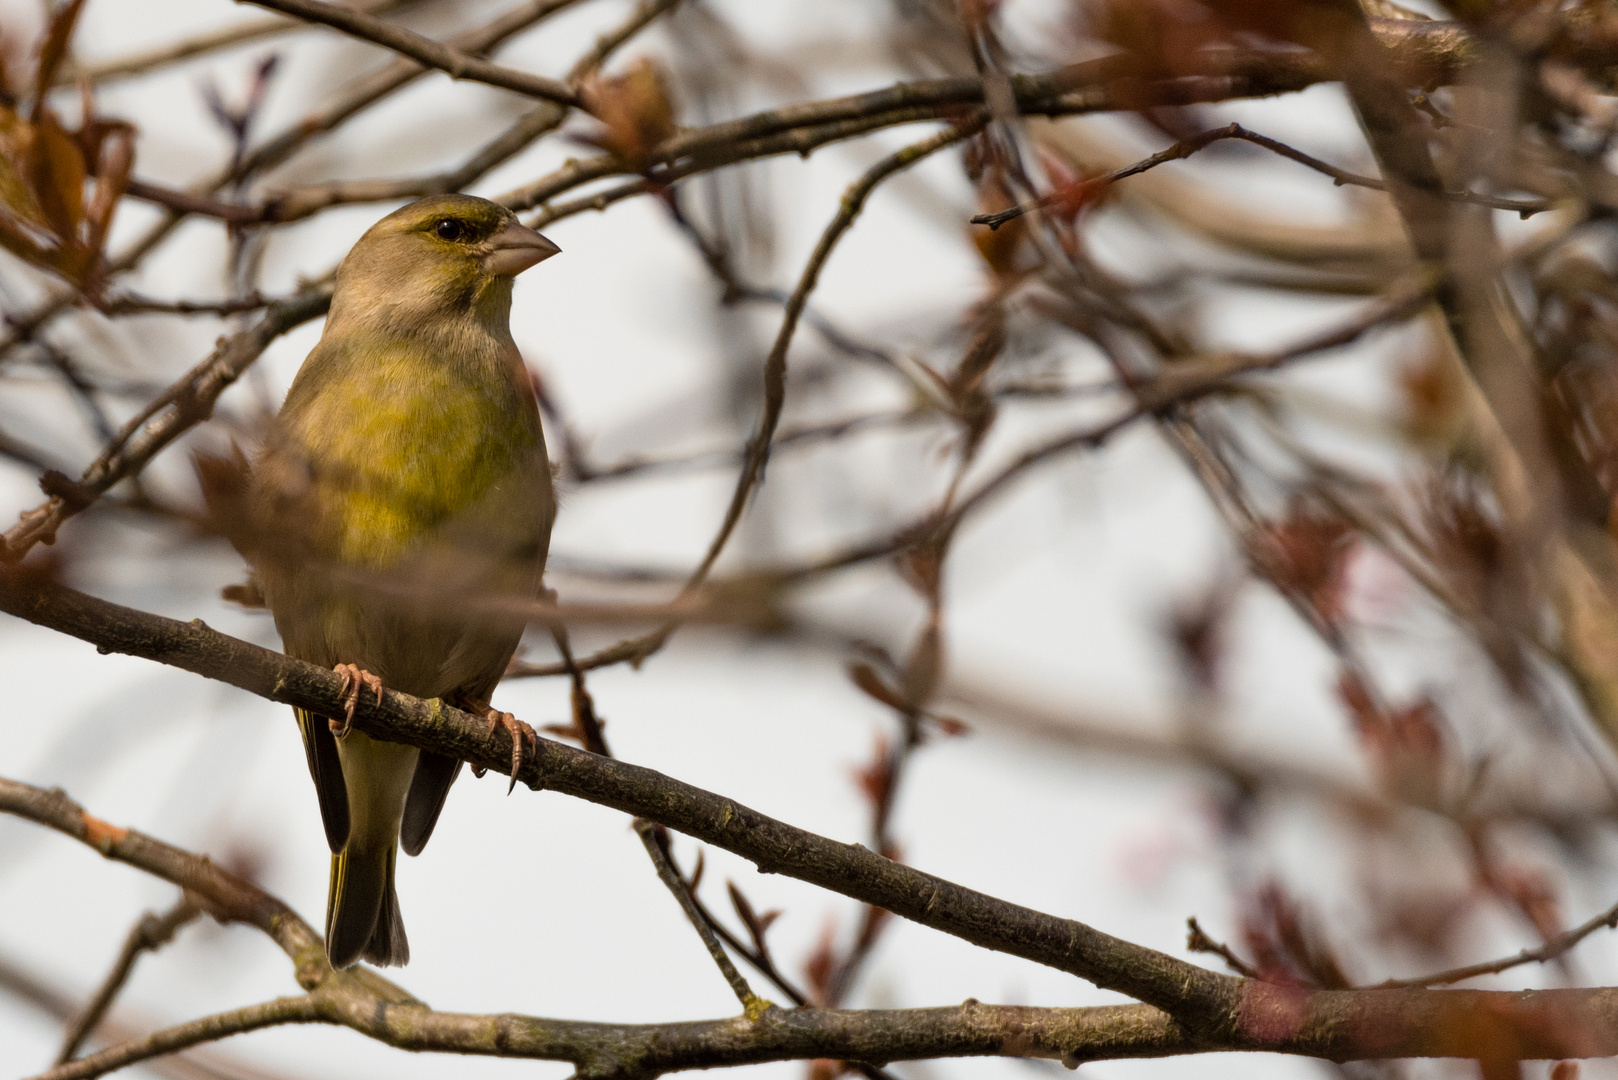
[
  {"left": 57, "top": 896, "right": 203, "bottom": 1063},
  {"left": 542, "top": 602, "right": 767, "bottom": 1011},
  {"left": 0, "top": 287, "right": 333, "bottom": 562},
  {"left": 240, "top": 0, "right": 580, "bottom": 105},
  {"left": 59, "top": 0, "right": 412, "bottom": 85},
  {"left": 33, "top": 998, "right": 326, "bottom": 1080},
  {"left": 537, "top": 119, "right": 982, "bottom": 675},
  {"left": 1377, "top": 897, "right": 1618, "bottom": 989},
  {"left": 1186, "top": 917, "right": 1260, "bottom": 980},
  {"left": 970, "top": 122, "right": 1551, "bottom": 231},
  {"left": 635, "top": 820, "right": 767, "bottom": 1014}
]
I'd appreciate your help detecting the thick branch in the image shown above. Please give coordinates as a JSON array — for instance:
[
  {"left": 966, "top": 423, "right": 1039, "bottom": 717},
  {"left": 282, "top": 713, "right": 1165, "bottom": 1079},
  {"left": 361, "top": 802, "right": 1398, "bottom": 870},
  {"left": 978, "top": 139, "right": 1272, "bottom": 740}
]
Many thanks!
[
  {"left": 7, "top": 573, "right": 1618, "bottom": 1063},
  {"left": 4, "top": 774, "right": 1192, "bottom": 1080},
  {"left": 0, "top": 564, "right": 1234, "bottom": 1026},
  {"left": 15, "top": 771, "right": 1618, "bottom": 1079}
]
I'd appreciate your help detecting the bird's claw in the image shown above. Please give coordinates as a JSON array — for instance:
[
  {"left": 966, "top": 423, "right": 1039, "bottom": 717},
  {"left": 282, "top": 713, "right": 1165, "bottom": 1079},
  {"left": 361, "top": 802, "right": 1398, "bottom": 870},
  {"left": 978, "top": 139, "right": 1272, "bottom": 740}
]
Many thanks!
[
  {"left": 331, "top": 663, "right": 384, "bottom": 738},
  {"left": 486, "top": 709, "right": 537, "bottom": 794}
]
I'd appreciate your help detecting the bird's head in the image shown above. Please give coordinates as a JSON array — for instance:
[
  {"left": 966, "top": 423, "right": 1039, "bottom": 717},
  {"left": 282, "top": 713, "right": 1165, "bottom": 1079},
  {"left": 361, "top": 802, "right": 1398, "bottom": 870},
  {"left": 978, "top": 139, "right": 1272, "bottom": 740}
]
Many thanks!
[{"left": 327, "top": 194, "right": 560, "bottom": 337}]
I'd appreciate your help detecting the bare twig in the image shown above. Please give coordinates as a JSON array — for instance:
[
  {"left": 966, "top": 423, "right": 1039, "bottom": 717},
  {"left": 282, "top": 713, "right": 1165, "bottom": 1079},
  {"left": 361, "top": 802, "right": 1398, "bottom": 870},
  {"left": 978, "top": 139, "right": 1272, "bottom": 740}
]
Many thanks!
[
  {"left": 1378, "top": 897, "right": 1618, "bottom": 989},
  {"left": 636, "top": 820, "right": 768, "bottom": 1014},
  {"left": 971, "top": 122, "right": 1551, "bottom": 231},
  {"left": 57, "top": 896, "right": 203, "bottom": 1063},
  {"left": 0, "top": 287, "right": 333, "bottom": 563},
  {"left": 240, "top": 0, "right": 580, "bottom": 106},
  {"left": 537, "top": 120, "right": 982, "bottom": 675},
  {"left": 1186, "top": 917, "right": 1260, "bottom": 980}
]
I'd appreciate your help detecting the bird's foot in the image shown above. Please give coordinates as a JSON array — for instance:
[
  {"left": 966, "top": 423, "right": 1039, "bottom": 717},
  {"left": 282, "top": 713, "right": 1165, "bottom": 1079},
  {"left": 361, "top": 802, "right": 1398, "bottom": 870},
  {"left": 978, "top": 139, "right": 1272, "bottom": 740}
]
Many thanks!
[
  {"left": 331, "top": 663, "right": 384, "bottom": 737},
  {"left": 482, "top": 709, "right": 537, "bottom": 794}
]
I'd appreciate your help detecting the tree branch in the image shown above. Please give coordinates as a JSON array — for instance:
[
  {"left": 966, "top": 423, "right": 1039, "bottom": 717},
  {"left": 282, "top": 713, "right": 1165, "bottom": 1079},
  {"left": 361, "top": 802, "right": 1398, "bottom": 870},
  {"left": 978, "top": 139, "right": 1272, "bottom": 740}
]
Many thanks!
[
  {"left": 0, "top": 287, "right": 333, "bottom": 563},
  {"left": 0, "top": 563, "right": 1239, "bottom": 1025},
  {"left": 239, "top": 0, "right": 581, "bottom": 106},
  {"left": 57, "top": 897, "right": 203, "bottom": 1063},
  {"left": 1378, "top": 897, "right": 1618, "bottom": 989},
  {"left": 6, "top": 570, "right": 1618, "bottom": 1063},
  {"left": 971, "top": 121, "right": 1551, "bottom": 231},
  {"left": 0, "top": 775, "right": 1191, "bottom": 1078}
]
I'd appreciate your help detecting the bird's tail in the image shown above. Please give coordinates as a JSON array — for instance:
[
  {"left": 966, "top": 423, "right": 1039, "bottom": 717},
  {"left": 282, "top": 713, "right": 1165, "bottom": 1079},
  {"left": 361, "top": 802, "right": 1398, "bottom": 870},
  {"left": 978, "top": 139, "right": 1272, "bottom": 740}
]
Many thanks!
[{"left": 326, "top": 841, "right": 409, "bottom": 968}]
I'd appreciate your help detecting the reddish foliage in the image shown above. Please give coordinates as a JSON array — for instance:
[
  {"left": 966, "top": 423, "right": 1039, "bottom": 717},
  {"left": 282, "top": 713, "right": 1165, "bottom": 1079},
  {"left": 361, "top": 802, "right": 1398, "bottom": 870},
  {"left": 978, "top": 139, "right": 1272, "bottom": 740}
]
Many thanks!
[
  {"left": 852, "top": 736, "right": 896, "bottom": 812},
  {"left": 726, "top": 880, "right": 782, "bottom": 956},
  {"left": 1338, "top": 671, "right": 1448, "bottom": 806},
  {"left": 1254, "top": 502, "right": 1356, "bottom": 625},
  {"left": 944, "top": 304, "right": 1007, "bottom": 459},
  {"left": 802, "top": 918, "right": 838, "bottom": 1008},
  {"left": 1481, "top": 860, "right": 1564, "bottom": 948},
  {"left": 1241, "top": 881, "right": 1350, "bottom": 989},
  {"left": 848, "top": 661, "right": 906, "bottom": 711}
]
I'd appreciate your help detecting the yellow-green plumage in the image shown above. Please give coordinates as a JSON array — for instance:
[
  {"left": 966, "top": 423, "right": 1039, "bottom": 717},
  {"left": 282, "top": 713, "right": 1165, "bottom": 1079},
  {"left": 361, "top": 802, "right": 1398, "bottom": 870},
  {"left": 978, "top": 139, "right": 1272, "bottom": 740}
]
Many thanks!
[{"left": 216, "top": 195, "right": 559, "bottom": 969}]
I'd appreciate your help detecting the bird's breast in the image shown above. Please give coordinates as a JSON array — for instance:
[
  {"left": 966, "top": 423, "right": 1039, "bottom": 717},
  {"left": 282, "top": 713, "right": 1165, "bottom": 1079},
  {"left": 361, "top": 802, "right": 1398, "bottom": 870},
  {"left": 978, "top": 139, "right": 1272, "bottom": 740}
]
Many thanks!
[{"left": 280, "top": 337, "right": 547, "bottom": 570}]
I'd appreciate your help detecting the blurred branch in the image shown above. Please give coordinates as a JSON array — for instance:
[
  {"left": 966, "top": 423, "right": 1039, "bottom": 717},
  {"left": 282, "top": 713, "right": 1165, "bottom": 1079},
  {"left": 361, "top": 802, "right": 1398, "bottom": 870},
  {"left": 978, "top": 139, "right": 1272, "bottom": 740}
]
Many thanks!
[
  {"left": 240, "top": 0, "right": 580, "bottom": 105},
  {"left": 234, "top": 0, "right": 589, "bottom": 181},
  {"left": 0, "top": 953, "right": 301, "bottom": 1080},
  {"left": 0, "top": 288, "right": 334, "bottom": 563},
  {"left": 97, "top": 291, "right": 274, "bottom": 317},
  {"left": 545, "top": 120, "right": 980, "bottom": 674},
  {"left": 257, "top": 0, "right": 678, "bottom": 222},
  {"left": 34, "top": 997, "right": 324, "bottom": 1080},
  {"left": 57, "top": 897, "right": 203, "bottom": 1064},
  {"left": 701, "top": 273, "right": 1440, "bottom": 591},
  {"left": 572, "top": 408, "right": 932, "bottom": 484},
  {"left": 58, "top": 0, "right": 414, "bottom": 85}
]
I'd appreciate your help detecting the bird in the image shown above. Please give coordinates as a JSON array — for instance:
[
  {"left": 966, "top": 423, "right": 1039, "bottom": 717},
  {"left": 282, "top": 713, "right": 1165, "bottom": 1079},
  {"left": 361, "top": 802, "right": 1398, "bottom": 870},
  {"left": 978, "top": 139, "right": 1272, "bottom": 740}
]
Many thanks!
[{"left": 200, "top": 194, "right": 560, "bottom": 969}]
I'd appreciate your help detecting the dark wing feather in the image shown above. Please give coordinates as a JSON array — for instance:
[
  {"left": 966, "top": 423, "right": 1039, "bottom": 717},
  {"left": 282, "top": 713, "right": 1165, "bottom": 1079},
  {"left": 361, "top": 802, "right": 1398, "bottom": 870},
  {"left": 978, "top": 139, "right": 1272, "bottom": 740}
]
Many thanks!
[
  {"left": 295, "top": 707, "right": 350, "bottom": 852},
  {"left": 400, "top": 751, "right": 461, "bottom": 856}
]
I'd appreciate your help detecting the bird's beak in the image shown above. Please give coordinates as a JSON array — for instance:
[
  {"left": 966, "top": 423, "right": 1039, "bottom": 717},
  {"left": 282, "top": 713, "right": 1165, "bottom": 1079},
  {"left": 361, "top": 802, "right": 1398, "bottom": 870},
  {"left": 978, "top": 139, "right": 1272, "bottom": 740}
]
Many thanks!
[{"left": 483, "top": 218, "right": 561, "bottom": 277}]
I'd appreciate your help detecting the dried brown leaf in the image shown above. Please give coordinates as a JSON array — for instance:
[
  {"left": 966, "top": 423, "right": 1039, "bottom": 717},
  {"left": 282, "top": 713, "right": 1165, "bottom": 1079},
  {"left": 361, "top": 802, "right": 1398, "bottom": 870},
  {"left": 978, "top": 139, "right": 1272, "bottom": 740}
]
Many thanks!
[{"left": 581, "top": 57, "right": 677, "bottom": 169}]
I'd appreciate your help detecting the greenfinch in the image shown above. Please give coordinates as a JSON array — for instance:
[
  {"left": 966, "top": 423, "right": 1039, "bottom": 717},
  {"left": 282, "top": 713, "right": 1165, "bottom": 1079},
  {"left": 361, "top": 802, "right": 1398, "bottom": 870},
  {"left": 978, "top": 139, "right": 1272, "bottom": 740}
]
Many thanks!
[{"left": 206, "top": 195, "right": 559, "bottom": 968}]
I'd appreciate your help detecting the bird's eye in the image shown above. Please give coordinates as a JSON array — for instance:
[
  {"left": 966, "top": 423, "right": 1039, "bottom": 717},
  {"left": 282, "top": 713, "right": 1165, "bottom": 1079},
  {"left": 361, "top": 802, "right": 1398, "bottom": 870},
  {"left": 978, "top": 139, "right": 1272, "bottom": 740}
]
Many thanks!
[{"left": 432, "top": 219, "right": 466, "bottom": 242}]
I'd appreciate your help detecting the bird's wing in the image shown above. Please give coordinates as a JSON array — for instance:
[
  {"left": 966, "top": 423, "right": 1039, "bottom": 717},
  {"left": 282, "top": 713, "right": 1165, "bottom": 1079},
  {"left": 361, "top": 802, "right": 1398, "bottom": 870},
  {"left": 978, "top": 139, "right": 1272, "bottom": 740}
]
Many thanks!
[
  {"left": 400, "top": 449, "right": 554, "bottom": 856},
  {"left": 296, "top": 707, "right": 351, "bottom": 852},
  {"left": 401, "top": 750, "right": 461, "bottom": 856}
]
